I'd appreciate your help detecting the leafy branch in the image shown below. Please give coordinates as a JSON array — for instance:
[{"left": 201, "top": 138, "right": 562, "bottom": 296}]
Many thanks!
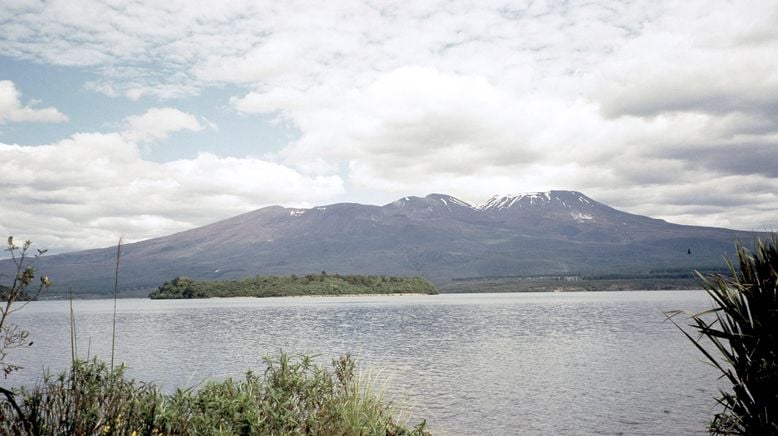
[{"left": 0, "top": 236, "right": 50, "bottom": 377}]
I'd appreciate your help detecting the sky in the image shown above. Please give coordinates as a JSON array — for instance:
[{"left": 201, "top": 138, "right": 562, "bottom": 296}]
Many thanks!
[{"left": 1, "top": 0, "right": 777, "bottom": 253}]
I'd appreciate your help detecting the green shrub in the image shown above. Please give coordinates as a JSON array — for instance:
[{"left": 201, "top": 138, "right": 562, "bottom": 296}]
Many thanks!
[
  {"left": 149, "top": 274, "right": 438, "bottom": 299},
  {"left": 669, "top": 235, "right": 778, "bottom": 434},
  {"left": 0, "top": 353, "right": 429, "bottom": 435}
]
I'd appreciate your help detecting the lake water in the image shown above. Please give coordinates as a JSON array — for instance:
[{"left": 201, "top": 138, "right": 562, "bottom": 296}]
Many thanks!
[{"left": 7, "top": 291, "right": 718, "bottom": 435}]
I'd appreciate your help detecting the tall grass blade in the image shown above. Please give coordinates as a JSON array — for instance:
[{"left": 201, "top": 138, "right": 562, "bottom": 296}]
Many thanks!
[
  {"left": 68, "top": 287, "right": 76, "bottom": 366},
  {"left": 110, "top": 237, "right": 122, "bottom": 370}
]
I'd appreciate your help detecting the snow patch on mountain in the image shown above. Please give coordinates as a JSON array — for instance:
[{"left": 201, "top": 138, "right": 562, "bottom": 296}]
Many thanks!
[
  {"left": 391, "top": 197, "right": 413, "bottom": 207},
  {"left": 571, "top": 212, "right": 593, "bottom": 222},
  {"left": 477, "top": 191, "right": 595, "bottom": 211},
  {"left": 449, "top": 197, "right": 474, "bottom": 208},
  {"left": 426, "top": 194, "right": 476, "bottom": 209}
]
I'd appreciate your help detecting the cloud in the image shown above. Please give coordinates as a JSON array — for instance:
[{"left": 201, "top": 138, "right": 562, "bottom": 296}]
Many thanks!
[
  {"left": 266, "top": 67, "right": 583, "bottom": 169},
  {"left": 0, "top": 130, "right": 343, "bottom": 252},
  {"left": 240, "top": 63, "right": 778, "bottom": 231},
  {"left": 587, "top": 3, "right": 778, "bottom": 119},
  {"left": 589, "top": 37, "right": 778, "bottom": 119},
  {"left": 1, "top": 0, "right": 777, "bottom": 240},
  {"left": 230, "top": 67, "right": 643, "bottom": 189},
  {"left": 592, "top": 175, "right": 778, "bottom": 232},
  {"left": 122, "top": 107, "right": 205, "bottom": 142},
  {"left": 660, "top": 142, "right": 778, "bottom": 179},
  {"left": 0, "top": 80, "right": 68, "bottom": 124}
]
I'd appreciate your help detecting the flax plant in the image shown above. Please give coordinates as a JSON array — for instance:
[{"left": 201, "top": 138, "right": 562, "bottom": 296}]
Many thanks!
[{"left": 668, "top": 235, "right": 778, "bottom": 435}]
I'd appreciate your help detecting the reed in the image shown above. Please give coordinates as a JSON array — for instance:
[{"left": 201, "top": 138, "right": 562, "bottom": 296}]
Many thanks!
[{"left": 110, "top": 238, "right": 122, "bottom": 370}]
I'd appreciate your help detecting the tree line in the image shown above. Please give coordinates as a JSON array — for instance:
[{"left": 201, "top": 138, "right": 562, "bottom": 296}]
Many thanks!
[{"left": 149, "top": 273, "right": 438, "bottom": 299}]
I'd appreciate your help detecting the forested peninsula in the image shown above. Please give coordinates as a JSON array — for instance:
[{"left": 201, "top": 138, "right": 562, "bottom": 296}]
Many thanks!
[{"left": 149, "top": 273, "right": 438, "bottom": 299}]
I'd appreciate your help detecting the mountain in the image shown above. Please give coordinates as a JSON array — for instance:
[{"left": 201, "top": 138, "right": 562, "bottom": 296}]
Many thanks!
[{"left": 1, "top": 191, "right": 766, "bottom": 296}]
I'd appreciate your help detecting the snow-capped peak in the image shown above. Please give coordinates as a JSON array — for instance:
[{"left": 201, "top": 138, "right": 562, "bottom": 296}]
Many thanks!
[
  {"left": 477, "top": 191, "right": 593, "bottom": 211},
  {"left": 387, "top": 194, "right": 476, "bottom": 210},
  {"left": 426, "top": 193, "right": 475, "bottom": 209}
]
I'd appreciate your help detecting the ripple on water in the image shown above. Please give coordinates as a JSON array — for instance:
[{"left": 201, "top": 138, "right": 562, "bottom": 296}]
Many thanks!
[{"left": 9, "top": 291, "right": 716, "bottom": 435}]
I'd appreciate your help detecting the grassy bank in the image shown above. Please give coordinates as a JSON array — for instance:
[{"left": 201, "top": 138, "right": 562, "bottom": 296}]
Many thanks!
[
  {"left": 149, "top": 274, "right": 438, "bottom": 299},
  {"left": 0, "top": 353, "right": 429, "bottom": 435}
]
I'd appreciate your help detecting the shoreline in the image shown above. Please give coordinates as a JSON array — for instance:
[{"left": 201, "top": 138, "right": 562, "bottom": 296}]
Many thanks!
[
  {"left": 277, "top": 292, "right": 433, "bottom": 298},
  {"left": 149, "top": 292, "right": 436, "bottom": 300}
]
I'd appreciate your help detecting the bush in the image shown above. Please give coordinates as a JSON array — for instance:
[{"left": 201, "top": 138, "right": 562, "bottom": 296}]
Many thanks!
[
  {"left": 669, "top": 235, "right": 778, "bottom": 434},
  {"left": 0, "top": 237, "right": 49, "bottom": 377},
  {"left": 0, "top": 353, "right": 429, "bottom": 435},
  {"left": 149, "top": 274, "right": 438, "bottom": 299}
]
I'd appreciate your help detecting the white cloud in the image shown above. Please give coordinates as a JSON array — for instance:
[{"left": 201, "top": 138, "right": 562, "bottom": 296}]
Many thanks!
[
  {"left": 249, "top": 62, "right": 778, "bottom": 231},
  {"left": 122, "top": 107, "right": 205, "bottom": 142},
  {"left": 261, "top": 66, "right": 549, "bottom": 164},
  {"left": 587, "top": 19, "right": 778, "bottom": 119},
  {"left": 0, "top": 131, "right": 343, "bottom": 252},
  {"left": 0, "top": 80, "right": 68, "bottom": 124},
  {"left": 1, "top": 0, "right": 778, "bottom": 241}
]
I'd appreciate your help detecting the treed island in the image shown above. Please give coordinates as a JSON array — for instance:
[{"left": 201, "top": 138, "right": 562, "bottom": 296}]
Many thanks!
[{"left": 149, "top": 273, "right": 438, "bottom": 299}]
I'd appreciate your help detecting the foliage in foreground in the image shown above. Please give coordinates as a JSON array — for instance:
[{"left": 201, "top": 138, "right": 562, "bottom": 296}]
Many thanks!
[
  {"left": 669, "top": 235, "right": 778, "bottom": 435},
  {"left": 0, "top": 237, "right": 49, "bottom": 377},
  {"left": 149, "top": 273, "right": 438, "bottom": 299},
  {"left": 0, "top": 353, "right": 428, "bottom": 435}
]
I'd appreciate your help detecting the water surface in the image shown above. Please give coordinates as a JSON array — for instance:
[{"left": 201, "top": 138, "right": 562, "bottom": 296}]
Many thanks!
[{"left": 9, "top": 291, "right": 716, "bottom": 435}]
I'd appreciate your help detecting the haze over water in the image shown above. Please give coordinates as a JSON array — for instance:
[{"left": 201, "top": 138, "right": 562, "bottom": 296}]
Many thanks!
[{"left": 11, "top": 291, "right": 715, "bottom": 435}]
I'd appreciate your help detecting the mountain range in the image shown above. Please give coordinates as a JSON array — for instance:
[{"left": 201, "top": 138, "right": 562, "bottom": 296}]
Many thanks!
[{"left": 2, "top": 191, "right": 766, "bottom": 296}]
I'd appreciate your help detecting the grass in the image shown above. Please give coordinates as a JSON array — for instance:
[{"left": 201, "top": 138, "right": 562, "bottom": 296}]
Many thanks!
[
  {"left": 0, "top": 353, "right": 429, "bottom": 435},
  {"left": 668, "top": 235, "right": 778, "bottom": 435}
]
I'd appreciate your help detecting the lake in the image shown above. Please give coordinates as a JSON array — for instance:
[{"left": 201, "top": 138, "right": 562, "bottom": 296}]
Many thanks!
[{"left": 7, "top": 291, "right": 717, "bottom": 435}]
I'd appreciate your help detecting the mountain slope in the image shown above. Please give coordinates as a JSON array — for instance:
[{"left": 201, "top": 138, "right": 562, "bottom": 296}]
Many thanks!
[{"left": 2, "top": 191, "right": 764, "bottom": 296}]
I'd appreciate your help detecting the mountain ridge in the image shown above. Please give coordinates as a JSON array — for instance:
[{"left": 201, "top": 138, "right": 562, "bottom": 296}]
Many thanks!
[{"left": 1, "top": 190, "right": 766, "bottom": 296}]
